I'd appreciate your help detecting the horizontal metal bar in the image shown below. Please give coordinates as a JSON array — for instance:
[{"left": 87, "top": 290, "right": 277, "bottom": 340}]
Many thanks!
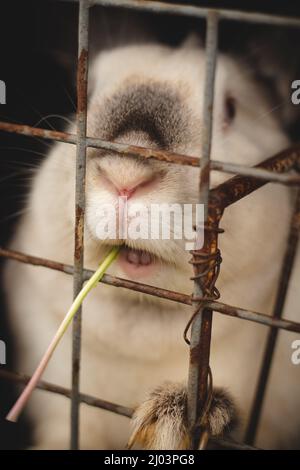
[
  {"left": 0, "top": 121, "right": 76, "bottom": 144},
  {"left": 208, "top": 300, "right": 300, "bottom": 333},
  {"left": 80, "top": 0, "right": 300, "bottom": 27},
  {"left": 1, "top": 121, "right": 300, "bottom": 185},
  {"left": 1, "top": 247, "right": 300, "bottom": 334},
  {"left": 0, "top": 248, "right": 188, "bottom": 304},
  {"left": 0, "top": 370, "right": 133, "bottom": 418},
  {"left": 0, "top": 369, "right": 258, "bottom": 450},
  {"left": 211, "top": 160, "right": 300, "bottom": 186},
  {"left": 211, "top": 146, "right": 300, "bottom": 210}
]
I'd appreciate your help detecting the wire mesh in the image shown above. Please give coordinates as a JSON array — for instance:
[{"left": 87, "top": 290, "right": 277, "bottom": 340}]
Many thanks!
[{"left": 0, "top": 0, "right": 299, "bottom": 451}]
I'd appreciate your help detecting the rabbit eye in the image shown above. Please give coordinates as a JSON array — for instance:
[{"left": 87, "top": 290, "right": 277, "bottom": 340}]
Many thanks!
[{"left": 224, "top": 95, "right": 236, "bottom": 127}]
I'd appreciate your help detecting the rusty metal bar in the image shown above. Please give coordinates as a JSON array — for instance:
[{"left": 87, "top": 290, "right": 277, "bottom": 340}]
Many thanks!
[
  {"left": 71, "top": 0, "right": 89, "bottom": 450},
  {"left": 210, "top": 146, "right": 300, "bottom": 210},
  {"left": 0, "top": 0, "right": 298, "bottom": 454},
  {"left": 245, "top": 189, "right": 300, "bottom": 445},
  {"left": 0, "top": 248, "right": 189, "bottom": 305},
  {"left": 187, "top": 11, "right": 219, "bottom": 450},
  {"left": 211, "top": 158, "right": 300, "bottom": 186},
  {"left": 1, "top": 247, "right": 300, "bottom": 334},
  {"left": 208, "top": 300, "right": 300, "bottom": 334},
  {"left": 0, "top": 369, "right": 258, "bottom": 450},
  {"left": 1, "top": 120, "right": 300, "bottom": 185},
  {"left": 0, "top": 121, "right": 75, "bottom": 143},
  {"left": 80, "top": 0, "right": 300, "bottom": 27},
  {"left": 0, "top": 121, "right": 199, "bottom": 168},
  {"left": 0, "top": 370, "right": 133, "bottom": 418}
]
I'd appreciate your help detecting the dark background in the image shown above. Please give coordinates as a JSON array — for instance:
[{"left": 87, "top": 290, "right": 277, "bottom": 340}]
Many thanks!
[{"left": 0, "top": 0, "right": 300, "bottom": 450}]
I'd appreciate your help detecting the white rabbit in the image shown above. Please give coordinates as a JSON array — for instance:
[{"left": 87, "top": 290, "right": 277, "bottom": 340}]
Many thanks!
[{"left": 4, "top": 39, "right": 300, "bottom": 449}]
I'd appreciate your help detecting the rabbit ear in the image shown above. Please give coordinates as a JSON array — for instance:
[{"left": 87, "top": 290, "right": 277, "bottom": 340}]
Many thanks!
[{"left": 181, "top": 32, "right": 203, "bottom": 49}]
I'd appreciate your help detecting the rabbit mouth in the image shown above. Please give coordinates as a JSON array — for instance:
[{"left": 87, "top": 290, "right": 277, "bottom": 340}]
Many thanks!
[{"left": 118, "top": 245, "right": 158, "bottom": 278}]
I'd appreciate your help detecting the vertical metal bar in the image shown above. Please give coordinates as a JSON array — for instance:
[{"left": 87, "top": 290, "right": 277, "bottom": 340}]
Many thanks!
[
  {"left": 187, "top": 11, "right": 219, "bottom": 449},
  {"left": 245, "top": 189, "right": 300, "bottom": 445},
  {"left": 71, "top": 0, "right": 89, "bottom": 450},
  {"left": 198, "top": 12, "right": 219, "bottom": 220}
]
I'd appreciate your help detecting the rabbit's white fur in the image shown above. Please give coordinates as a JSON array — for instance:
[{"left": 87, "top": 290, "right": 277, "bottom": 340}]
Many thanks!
[{"left": 4, "top": 41, "right": 300, "bottom": 449}]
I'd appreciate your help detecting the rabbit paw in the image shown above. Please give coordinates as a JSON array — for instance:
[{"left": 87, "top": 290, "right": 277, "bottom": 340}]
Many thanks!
[{"left": 128, "top": 382, "right": 237, "bottom": 450}]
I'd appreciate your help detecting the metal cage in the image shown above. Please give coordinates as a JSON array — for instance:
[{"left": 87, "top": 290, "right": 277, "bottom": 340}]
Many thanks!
[{"left": 1, "top": 0, "right": 300, "bottom": 451}]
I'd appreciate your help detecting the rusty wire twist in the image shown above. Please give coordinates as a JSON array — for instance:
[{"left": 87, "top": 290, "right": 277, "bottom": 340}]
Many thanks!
[
  {"left": 184, "top": 224, "right": 223, "bottom": 346},
  {"left": 183, "top": 223, "right": 224, "bottom": 449}
]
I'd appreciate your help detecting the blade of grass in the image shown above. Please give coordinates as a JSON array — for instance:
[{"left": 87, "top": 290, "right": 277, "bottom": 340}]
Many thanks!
[{"left": 6, "top": 246, "right": 120, "bottom": 422}]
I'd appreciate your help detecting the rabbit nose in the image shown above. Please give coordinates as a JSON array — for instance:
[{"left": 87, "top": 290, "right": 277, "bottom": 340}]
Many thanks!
[
  {"left": 118, "top": 187, "right": 136, "bottom": 199},
  {"left": 100, "top": 170, "right": 156, "bottom": 199},
  {"left": 97, "top": 154, "right": 162, "bottom": 198},
  {"left": 105, "top": 173, "right": 161, "bottom": 200}
]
